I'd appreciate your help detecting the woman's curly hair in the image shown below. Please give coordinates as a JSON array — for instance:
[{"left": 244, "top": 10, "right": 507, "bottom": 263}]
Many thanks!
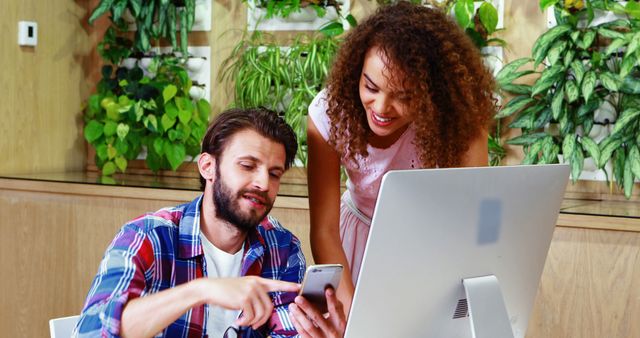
[{"left": 325, "top": 1, "right": 496, "bottom": 168}]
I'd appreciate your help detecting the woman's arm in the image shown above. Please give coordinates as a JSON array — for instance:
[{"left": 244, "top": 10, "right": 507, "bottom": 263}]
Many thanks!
[
  {"left": 306, "top": 116, "right": 355, "bottom": 315},
  {"left": 461, "top": 129, "right": 490, "bottom": 167}
]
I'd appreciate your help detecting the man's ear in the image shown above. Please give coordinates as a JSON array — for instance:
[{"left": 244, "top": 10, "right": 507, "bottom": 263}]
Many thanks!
[{"left": 198, "top": 153, "right": 216, "bottom": 182}]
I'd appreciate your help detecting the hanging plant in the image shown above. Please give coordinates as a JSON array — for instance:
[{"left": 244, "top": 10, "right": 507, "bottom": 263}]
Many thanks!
[{"left": 219, "top": 32, "right": 341, "bottom": 165}]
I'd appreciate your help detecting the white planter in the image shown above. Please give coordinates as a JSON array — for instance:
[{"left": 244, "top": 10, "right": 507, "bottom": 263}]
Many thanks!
[
  {"left": 247, "top": 0, "right": 350, "bottom": 31},
  {"left": 121, "top": 58, "right": 138, "bottom": 70},
  {"left": 481, "top": 46, "right": 503, "bottom": 77}
]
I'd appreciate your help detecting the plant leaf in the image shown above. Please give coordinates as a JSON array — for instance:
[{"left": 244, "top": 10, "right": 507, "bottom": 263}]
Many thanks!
[
  {"left": 103, "top": 121, "right": 118, "bottom": 137},
  {"left": 540, "top": 0, "right": 560, "bottom": 11},
  {"left": 565, "top": 80, "right": 580, "bottom": 103},
  {"left": 621, "top": 76, "right": 640, "bottom": 94},
  {"left": 178, "top": 109, "right": 192, "bottom": 124},
  {"left": 88, "top": 0, "right": 115, "bottom": 24},
  {"left": 563, "top": 133, "right": 577, "bottom": 159},
  {"left": 319, "top": 21, "right": 344, "bottom": 37},
  {"left": 495, "top": 58, "right": 532, "bottom": 85},
  {"left": 495, "top": 96, "right": 536, "bottom": 119},
  {"left": 624, "top": 154, "right": 634, "bottom": 198},
  {"left": 581, "top": 136, "right": 601, "bottom": 162},
  {"left": 84, "top": 120, "right": 104, "bottom": 143},
  {"left": 507, "top": 132, "right": 549, "bottom": 146},
  {"left": 581, "top": 71, "right": 597, "bottom": 102},
  {"left": 161, "top": 113, "right": 177, "bottom": 131},
  {"left": 605, "top": 38, "right": 626, "bottom": 56},
  {"left": 116, "top": 123, "right": 130, "bottom": 140},
  {"left": 163, "top": 142, "right": 186, "bottom": 171},
  {"left": 600, "top": 71, "right": 621, "bottom": 91},
  {"left": 552, "top": 87, "right": 565, "bottom": 119},
  {"left": 163, "top": 84, "right": 178, "bottom": 103},
  {"left": 115, "top": 156, "right": 127, "bottom": 172},
  {"left": 454, "top": 0, "right": 474, "bottom": 29},
  {"left": 629, "top": 145, "right": 640, "bottom": 180},
  {"left": 620, "top": 54, "right": 636, "bottom": 78},
  {"left": 165, "top": 101, "right": 179, "bottom": 119},
  {"left": 598, "top": 28, "right": 625, "bottom": 40},
  {"left": 479, "top": 2, "right": 499, "bottom": 35},
  {"left": 611, "top": 109, "right": 640, "bottom": 136},
  {"left": 500, "top": 83, "right": 533, "bottom": 95},
  {"left": 579, "top": 30, "right": 596, "bottom": 50},
  {"left": 570, "top": 59, "right": 585, "bottom": 85},
  {"left": 532, "top": 64, "right": 565, "bottom": 96},
  {"left": 570, "top": 146, "right": 584, "bottom": 182},
  {"left": 102, "top": 161, "right": 117, "bottom": 176},
  {"left": 532, "top": 24, "right": 572, "bottom": 67},
  {"left": 599, "top": 137, "right": 623, "bottom": 167},
  {"left": 107, "top": 144, "right": 117, "bottom": 159},
  {"left": 547, "top": 40, "right": 567, "bottom": 65}
]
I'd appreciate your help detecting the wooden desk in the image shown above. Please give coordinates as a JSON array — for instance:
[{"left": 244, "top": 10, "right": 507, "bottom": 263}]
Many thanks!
[{"left": 1, "top": 174, "right": 638, "bottom": 338}]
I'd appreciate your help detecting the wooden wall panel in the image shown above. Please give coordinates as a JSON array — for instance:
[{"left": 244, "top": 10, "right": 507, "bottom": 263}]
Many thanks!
[
  {"left": 0, "top": 0, "right": 96, "bottom": 175},
  {"left": 0, "top": 184, "right": 311, "bottom": 338},
  {"left": 527, "top": 227, "right": 640, "bottom": 338}
]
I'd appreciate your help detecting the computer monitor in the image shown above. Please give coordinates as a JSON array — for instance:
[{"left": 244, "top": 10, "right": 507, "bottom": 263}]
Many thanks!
[{"left": 344, "top": 164, "right": 570, "bottom": 338}]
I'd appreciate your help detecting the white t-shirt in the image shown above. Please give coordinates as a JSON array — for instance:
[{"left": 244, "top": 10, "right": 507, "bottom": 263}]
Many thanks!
[{"left": 200, "top": 233, "right": 244, "bottom": 338}]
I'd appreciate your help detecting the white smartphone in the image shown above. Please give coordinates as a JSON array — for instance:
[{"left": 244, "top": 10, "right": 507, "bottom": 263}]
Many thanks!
[{"left": 299, "top": 264, "right": 343, "bottom": 313}]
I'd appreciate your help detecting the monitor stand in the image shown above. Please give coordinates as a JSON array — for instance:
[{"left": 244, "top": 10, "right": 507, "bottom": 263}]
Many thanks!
[{"left": 463, "top": 275, "right": 515, "bottom": 338}]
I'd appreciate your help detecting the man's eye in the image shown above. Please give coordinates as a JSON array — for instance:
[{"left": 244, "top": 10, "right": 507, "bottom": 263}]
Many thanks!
[
  {"left": 270, "top": 172, "right": 283, "bottom": 179},
  {"left": 239, "top": 163, "right": 254, "bottom": 170}
]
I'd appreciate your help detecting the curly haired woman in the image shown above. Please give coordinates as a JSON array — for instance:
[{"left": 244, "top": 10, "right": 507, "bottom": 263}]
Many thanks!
[{"left": 306, "top": 1, "right": 496, "bottom": 315}]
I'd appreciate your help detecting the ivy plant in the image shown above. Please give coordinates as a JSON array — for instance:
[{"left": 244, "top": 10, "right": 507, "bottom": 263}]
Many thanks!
[
  {"left": 84, "top": 56, "right": 210, "bottom": 175},
  {"left": 497, "top": 0, "right": 640, "bottom": 198}
]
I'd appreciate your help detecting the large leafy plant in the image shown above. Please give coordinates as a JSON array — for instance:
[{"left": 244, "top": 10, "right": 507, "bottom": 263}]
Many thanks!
[
  {"left": 219, "top": 32, "right": 340, "bottom": 165},
  {"left": 86, "top": 1, "right": 209, "bottom": 176},
  {"left": 84, "top": 57, "right": 211, "bottom": 175},
  {"left": 497, "top": 0, "right": 640, "bottom": 198}
]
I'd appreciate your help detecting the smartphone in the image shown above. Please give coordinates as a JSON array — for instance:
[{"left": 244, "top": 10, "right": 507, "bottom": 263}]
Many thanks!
[{"left": 299, "top": 264, "right": 343, "bottom": 314}]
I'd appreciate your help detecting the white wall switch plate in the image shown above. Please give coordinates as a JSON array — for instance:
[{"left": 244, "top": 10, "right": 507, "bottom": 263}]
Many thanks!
[{"left": 18, "top": 21, "right": 38, "bottom": 46}]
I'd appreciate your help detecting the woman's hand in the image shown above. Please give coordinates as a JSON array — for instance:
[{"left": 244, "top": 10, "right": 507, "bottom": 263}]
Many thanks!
[{"left": 289, "top": 288, "right": 346, "bottom": 338}]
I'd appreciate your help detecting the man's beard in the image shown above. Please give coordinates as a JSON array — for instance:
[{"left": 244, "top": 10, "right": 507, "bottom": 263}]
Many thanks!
[{"left": 212, "top": 167, "right": 273, "bottom": 232}]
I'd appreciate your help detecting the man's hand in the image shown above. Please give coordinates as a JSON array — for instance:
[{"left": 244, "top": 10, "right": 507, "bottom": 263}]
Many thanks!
[
  {"left": 289, "top": 288, "right": 346, "bottom": 338},
  {"left": 200, "top": 276, "right": 300, "bottom": 329}
]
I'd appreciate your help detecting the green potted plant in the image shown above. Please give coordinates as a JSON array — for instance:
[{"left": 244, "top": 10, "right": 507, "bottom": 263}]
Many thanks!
[
  {"left": 84, "top": 56, "right": 210, "bottom": 175},
  {"left": 497, "top": 0, "right": 640, "bottom": 198},
  {"left": 86, "top": 0, "right": 210, "bottom": 176},
  {"left": 219, "top": 31, "right": 340, "bottom": 165}
]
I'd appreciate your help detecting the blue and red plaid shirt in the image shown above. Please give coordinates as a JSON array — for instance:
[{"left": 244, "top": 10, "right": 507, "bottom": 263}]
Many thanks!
[{"left": 74, "top": 195, "right": 306, "bottom": 337}]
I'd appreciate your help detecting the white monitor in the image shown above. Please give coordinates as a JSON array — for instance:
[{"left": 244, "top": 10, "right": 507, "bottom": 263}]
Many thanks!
[{"left": 344, "top": 164, "right": 570, "bottom": 338}]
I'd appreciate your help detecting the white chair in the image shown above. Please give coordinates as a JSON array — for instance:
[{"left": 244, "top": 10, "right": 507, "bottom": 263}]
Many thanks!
[{"left": 49, "top": 315, "right": 80, "bottom": 338}]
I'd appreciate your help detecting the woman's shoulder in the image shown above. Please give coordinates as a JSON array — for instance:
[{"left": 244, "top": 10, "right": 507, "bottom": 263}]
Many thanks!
[{"left": 308, "top": 89, "right": 331, "bottom": 141}]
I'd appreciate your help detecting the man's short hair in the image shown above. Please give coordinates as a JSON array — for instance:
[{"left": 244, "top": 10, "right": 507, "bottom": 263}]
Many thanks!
[{"left": 199, "top": 107, "right": 298, "bottom": 190}]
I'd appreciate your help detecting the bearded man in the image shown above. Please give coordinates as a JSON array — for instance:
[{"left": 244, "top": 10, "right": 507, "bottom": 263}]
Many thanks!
[{"left": 75, "top": 108, "right": 313, "bottom": 338}]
